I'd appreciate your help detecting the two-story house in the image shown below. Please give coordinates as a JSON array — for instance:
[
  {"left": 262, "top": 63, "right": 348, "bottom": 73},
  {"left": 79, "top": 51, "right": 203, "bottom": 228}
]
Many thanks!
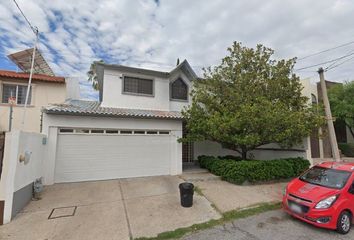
[
  {"left": 41, "top": 60, "right": 196, "bottom": 184},
  {"left": 41, "top": 60, "right": 310, "bottom": 185},
  {"left": 0, "top": 70, "right": 66, "bottom": 133}
]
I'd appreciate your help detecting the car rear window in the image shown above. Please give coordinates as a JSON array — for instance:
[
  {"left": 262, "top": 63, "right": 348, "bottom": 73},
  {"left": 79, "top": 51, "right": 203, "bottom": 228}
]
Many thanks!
[{"left": 300, "top": 166, "right": 352, "bottom": 189}]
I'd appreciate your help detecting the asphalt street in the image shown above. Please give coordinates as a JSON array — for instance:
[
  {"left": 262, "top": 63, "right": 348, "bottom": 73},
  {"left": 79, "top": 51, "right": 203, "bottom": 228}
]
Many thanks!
[{"left": 182, "top": 210, "right": 353, "bottom": 240}]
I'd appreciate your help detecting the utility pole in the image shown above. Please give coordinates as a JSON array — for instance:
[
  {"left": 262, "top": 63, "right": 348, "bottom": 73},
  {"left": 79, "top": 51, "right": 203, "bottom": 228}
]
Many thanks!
[
  {"left": 318, "top": 67, "right": 341, "bottom": 162},
  {"left": 21, "top": 27, "right": 39, "bottom": 129}
]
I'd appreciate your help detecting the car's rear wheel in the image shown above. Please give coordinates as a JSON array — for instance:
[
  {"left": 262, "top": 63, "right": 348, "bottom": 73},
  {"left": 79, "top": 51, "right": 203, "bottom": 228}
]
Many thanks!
[{"left": 336, "top": 211, "right": 352, "bottom": 234}]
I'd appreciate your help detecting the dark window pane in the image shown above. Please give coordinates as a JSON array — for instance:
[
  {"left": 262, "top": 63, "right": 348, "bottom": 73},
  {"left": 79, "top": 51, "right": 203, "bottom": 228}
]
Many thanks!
[
  {"left": 134, "top": 130, "right": 145, "bottom": 134},
  {"left": 59, "top": 128, "right": 74, "bottom": 133},
  {"left": 2, "top": 85, "right": 16, "bottom": 103},
  {"left": 124, "top": 77, "right": 153, "bottom": 95},
  {"left": 124, "top": 77, "right": 138, "bottom": 93},
  {"left": 120, "top": 130, "right": 132, "bottom": 134},
  {"left": 17, "top": 85, "right": 31, "bottom": 105},
  {"left": 76, "top": 129, "right": 90, "bottom": 133},
  {"left": 171, "top": 78, "right": 187, "bottom": 100},
  {"left": 159, "top": 131, "right": 170, "bottom": 135},
  {"left": 106, "top": 130, "right": 119, "bottom": 134},
  {"left": 146, "top": 131, "right": 158, "bottom": 134},
  {"left": 91, "top": 129, "right": 104, "bottom": 133}
]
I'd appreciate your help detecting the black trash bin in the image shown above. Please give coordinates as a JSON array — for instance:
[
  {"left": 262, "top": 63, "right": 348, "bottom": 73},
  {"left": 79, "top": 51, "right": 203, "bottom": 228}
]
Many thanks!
[{"left": 179, "top": 182, "right": 194, "bottom": 207}]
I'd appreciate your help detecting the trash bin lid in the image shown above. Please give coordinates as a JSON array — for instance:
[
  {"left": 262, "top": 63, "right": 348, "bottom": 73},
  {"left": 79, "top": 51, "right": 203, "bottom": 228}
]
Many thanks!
[{"left": 179, "top": 182, "right": 194, "bottom": 190}]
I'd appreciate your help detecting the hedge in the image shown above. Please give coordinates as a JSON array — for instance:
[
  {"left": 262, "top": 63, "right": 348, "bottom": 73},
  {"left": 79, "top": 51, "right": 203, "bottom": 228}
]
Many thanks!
[
  {"left": 338, "top": 143, "right": 354, "bottom": 157},
  {"left": 218, "top": 155, "right": 243, "bottom": 161},
  {"left": 198, "top": 155, "right": 310, "bottom": 184}
]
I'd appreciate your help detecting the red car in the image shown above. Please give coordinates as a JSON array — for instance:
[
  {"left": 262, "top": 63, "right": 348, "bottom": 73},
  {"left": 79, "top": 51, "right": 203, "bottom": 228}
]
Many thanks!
[{"left": 283, "top": 162, "right": 354, "bottom": 234}]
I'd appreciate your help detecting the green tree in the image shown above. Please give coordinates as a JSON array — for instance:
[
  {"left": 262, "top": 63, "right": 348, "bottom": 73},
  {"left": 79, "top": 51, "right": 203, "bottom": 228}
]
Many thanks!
[
  {"left": 328, "top": 81, "right": 354, "bottom": 139},
  {"left": 87, "top": 60, "right": 104, "bottom": 90},
  {"left": 181, "top": 42, "right": 324, "bottom": 159}
]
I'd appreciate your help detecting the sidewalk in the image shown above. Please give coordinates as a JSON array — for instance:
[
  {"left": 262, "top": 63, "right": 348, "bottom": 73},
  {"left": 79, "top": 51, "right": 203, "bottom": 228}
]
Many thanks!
[{"left": 181, "top": 172, "right": 286, "bottom": 213}]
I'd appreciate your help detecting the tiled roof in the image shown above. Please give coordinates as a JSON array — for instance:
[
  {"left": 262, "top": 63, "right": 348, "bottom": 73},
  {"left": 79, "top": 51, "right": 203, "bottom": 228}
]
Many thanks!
[
  {"left": 0, "top": 70, "right": 65, "bottom": 83},
  {"left": 43, "top": 100, "right": 183, "bottom": 120}
]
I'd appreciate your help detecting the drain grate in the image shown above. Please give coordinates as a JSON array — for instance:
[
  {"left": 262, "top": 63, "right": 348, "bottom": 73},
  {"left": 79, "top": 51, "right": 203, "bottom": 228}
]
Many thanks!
[{"left": 48, "top": 206, "right": 77, "bottom": 219}]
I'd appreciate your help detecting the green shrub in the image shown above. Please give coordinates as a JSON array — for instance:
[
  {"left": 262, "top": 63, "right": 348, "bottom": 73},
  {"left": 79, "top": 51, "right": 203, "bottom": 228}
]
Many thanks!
[
  {"left": 218, "top": 155, "right": 243, "bottom": 161},
  {"left": 198, "top": 156, "right": 310, "bottom": 184},
  {"left": 338, "top": 143, "right": 354, "bottom": 157}
]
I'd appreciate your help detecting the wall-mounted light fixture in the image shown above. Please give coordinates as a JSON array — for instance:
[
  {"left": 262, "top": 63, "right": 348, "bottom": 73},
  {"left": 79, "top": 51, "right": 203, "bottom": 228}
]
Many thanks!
[{"left": 19, "top": 150, "right": 32, "bottom": 164}]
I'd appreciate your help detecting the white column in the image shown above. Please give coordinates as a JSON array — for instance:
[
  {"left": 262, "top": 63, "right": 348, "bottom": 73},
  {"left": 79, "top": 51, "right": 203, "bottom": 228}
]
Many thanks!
[
  {"left": 170, "top": 130, "right": 182, "bottom": 175},
  {"left": 43, "top": 127, "right": 58, "bottom": 185}
]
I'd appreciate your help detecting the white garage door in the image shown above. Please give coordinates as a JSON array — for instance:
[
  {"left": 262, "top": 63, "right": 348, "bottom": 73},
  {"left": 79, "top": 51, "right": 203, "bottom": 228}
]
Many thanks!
[{"left": 55, "top": 129, "right": 172, "bottom": 183}]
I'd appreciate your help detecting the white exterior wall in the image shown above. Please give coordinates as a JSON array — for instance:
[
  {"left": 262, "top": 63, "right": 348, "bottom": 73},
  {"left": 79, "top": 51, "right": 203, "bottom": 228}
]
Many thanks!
[
  {"left": 101, "top": 69, "right": 170, "bottom": 110},
  {"left": 101, "top": 68, "right": 192, "bottom": 112},
  {"left": 65, "top": 77, "right": 80, "bottom": 100},
  {"left": 300, "top": 78, "right": 318, "bottom": 104},
  {"left": 42, "top": 114, "right": 183, "bottom": 185},
  {"left": 0, "top": 130, "right": 45, "bottom": 224}
]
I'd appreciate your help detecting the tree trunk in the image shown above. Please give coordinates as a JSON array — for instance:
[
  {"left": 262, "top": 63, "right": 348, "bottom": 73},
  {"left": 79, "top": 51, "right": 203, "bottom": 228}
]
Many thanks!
[
  {"left": 241, "top": 147, "right": 248, "bottom": 160},
  {"left": 241, "top": 151, "right": 247, "bottom": 160},
  {"left": 345, "top": 122, "right": 354, "bottom": 140}
]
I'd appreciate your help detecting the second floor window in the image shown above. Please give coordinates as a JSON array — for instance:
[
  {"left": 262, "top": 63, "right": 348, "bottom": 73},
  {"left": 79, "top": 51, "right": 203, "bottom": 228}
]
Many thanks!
[
  {"left": 123, "top": 76, "right": 153, "bottom": 96},
  {"left": 1, "top": 84, "right": 31, "bottom": 105},
  {"left": 171, "top": 78, "right": 188, "bottom": 100}
]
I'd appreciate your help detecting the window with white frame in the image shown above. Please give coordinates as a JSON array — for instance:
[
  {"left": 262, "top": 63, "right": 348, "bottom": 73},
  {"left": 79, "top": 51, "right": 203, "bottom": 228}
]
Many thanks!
[
  {"left": 171, "top": 78, "right": 188, "bottom": 100},
  {"left": 123, "top": 76, "right": 153, "bottom": 95},
  {"left": 1, "top": 84, "right": 32, "bottom": 105}
]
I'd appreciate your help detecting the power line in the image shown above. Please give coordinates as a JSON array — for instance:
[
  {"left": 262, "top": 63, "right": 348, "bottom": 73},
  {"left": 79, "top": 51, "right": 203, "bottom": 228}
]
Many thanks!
[
  {"left": 294, "top": 52, "right": 354, "bottom": 71},
  {"left": 12, "top": 0, "right": 38, "bottom": 35},
  {"left": 324, "top": 49, "right": 354, "bottom": 70},
  {"left": 326, "top": 55, "right": 354, "bottom": 71},
  {"left": 297, "top": 40, "right": 354, "bottom": 61}
]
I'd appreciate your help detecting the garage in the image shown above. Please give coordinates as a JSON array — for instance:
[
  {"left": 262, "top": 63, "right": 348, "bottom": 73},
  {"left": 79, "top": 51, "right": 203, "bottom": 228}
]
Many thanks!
[{"left": 54, "top": 128, "right": 172, "bottom": 183}]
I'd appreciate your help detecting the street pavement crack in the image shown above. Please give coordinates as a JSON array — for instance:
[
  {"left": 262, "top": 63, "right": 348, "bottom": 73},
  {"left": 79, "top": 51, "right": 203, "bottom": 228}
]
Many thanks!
[{"left": 119, "top": 180, "right": 133, "bottom": 240}]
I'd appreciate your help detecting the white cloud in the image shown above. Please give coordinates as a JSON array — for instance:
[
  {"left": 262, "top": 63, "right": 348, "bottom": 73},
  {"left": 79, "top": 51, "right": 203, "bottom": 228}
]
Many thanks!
[{"left": 1, "top": 0, "right": 354, "bottom": 99}]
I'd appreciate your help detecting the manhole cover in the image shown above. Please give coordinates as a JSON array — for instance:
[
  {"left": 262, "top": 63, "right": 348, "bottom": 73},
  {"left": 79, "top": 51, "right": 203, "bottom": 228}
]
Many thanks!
[{"left": 48, "top": 206, "right": 77, "bottom": 219}]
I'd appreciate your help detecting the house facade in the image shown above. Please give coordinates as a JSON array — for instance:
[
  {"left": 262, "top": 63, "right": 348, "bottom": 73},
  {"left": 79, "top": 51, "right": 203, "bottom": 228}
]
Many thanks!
[
  {"left": 41, "top": 61, "right": 310, "bottom": 185},
  {"left": 0, "top": 70, "right": 66, "bottom": 133},
  {"left": 308, "top": 79, "right": 354, "bottom": 159}
]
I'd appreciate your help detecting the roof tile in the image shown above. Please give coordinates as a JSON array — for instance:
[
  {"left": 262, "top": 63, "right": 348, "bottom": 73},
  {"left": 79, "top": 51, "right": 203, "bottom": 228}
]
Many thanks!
[
  {"left": 0, "top": 70, "right": 65, "bottom": 83},
  {"left": 44, "top": 100, "right": 183, "bottom": 120}
]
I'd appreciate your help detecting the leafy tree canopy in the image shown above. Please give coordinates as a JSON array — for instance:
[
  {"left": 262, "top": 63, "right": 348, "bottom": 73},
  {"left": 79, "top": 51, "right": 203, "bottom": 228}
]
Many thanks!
[
  {"left": 328, "top": 81, "right": 354, "bottom": 139},
  {"left": 87, "top": 60, "right": 104, "bottom": 90},
  {"left": 181, "top": 42, "right": 324, "bottom": 159}
]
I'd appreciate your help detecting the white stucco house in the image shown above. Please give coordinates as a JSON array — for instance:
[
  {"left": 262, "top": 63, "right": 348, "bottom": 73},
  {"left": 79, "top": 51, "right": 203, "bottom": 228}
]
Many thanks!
[{"left": 41, "top": 60, "right": 310, "bottom": 185}]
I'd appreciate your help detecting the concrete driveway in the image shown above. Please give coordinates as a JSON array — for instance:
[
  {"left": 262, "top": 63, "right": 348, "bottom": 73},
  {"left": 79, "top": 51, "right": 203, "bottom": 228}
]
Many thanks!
[
  {"left": 182, "top": 210, "right": 353, "bottom": 240},
  {"left": 0, "top": 176, "right": 220, "bottom": 240}
]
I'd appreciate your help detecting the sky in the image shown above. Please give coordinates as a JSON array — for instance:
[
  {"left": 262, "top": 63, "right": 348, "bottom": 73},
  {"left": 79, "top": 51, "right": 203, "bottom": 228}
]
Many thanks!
[{"left": 1, "top": 0, "right": 354, "bottom": 100}]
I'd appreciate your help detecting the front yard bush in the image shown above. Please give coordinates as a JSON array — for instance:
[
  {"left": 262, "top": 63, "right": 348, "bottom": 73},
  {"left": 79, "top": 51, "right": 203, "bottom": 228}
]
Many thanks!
[
  {"left": 218, "top": 155, "right": 243, "bottom": 161},
  {"left": 338, "top": 143, "right": 354, "bottom": 157},
  {"left": 198, "top": 155, "right": 310, "bottom": 184}
]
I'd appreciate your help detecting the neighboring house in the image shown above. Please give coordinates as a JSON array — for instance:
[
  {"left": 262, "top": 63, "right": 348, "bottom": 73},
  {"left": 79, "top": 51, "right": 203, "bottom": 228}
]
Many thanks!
[
  {"left": 41, "top": 60, "right": 310, "bottom": 185},
  {"left": 308, "top": 80, "right": 354, "bottom": 158},
  {"left": 0, "top": 70, "right": 66, "bottom": 133}
]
